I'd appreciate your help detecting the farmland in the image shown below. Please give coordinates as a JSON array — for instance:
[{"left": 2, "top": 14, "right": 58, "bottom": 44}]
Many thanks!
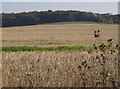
[
  {"left": 2, "top": 22, "right": 118, "bottom": 46},
  {"left": 2, "top": 51, "right": 118, "bottom": 87},
  {"left": 2, "top": 22, "right": 119, "bottom": 87}
]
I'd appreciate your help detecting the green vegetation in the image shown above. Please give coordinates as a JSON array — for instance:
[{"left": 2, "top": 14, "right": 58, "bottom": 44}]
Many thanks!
[
  {"left": 1, "top": 46, "right": 92, "bottom": 52},
  {"left": 1, "top": 45, "right": 118, "bottom": 52},
  {"left": 2, "top": 10, "right": 119, "bottom": 27}
]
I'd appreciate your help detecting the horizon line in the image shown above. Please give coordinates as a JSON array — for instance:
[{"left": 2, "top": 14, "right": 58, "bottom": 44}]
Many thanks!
[{"left": 2, "top": 9, "right": 118, "bottom": 15}]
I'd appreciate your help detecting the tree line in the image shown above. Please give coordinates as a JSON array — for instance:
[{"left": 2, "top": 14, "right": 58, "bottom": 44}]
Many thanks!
[{"left": 2, "top": 10, "right": 119, "bottom": 27}]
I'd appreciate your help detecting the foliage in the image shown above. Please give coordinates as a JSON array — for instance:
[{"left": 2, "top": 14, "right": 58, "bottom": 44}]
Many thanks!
[
  {"left": 2, "top": 10, "right": 119, "bottom": 27},
  {"left": 1, "top": 46, "right": 92, "bottom": 52},
  {"left": 1, "top": 45, "right": 118, "bottom": 52}
]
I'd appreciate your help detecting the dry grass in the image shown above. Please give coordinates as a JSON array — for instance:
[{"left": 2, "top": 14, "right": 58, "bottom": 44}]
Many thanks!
[
  {"left": 2, "top": 51, "right": 118, "bottom": 87},
  {"left": 2, "top": 23, "right": 118, "bottom": 46},
  {"left": 2, "top": 22, "right": 119, "bottom": 87}
]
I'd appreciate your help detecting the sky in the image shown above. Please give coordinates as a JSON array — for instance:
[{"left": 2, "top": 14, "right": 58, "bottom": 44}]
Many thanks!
[
  {"left": 1, "top": 0, "right": 120, "bottom": 2},
  {"left": 2, "top": 2, "right": 119, "bottom": 14}
]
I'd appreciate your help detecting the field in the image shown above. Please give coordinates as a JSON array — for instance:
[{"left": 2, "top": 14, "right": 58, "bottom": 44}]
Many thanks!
[
  {"left": 2, "top": 22, "right": 118, "bottom": 46},
  {"left": 2, "top": 22, "right": 119, "bottom": 87}
]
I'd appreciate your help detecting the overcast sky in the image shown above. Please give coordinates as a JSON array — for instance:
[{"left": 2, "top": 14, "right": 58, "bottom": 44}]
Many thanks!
[{"left": 2, "top": 2, "right": 118, "bottom": 14}]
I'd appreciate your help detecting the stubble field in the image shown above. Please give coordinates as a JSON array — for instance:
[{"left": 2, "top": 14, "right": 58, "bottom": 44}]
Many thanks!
[
  {"left": 2, "top": 22, "right": 118, "bottom": 46},
  {"left": 2, "top": 22, "right": 119, "bottom": 87}
]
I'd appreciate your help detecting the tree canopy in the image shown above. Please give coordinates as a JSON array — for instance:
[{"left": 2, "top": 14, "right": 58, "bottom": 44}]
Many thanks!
[{"left": 2, "top": 10, "right": 119, "bottom": 27}]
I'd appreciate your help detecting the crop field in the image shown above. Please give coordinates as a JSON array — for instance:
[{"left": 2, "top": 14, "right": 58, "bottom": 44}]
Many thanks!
[
  {"left": 2, "top": 22, "right": 118, "bottom": 46},
  {"left": 2, "top": 22, "right": 119, "bottom": 87},
  {"left": 2, "top": 51, "right": 118, "bottom": 87}
]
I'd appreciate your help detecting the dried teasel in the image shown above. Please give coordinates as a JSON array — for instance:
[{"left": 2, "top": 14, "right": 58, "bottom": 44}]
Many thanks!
[
  {"left": 78, "top": 65, "right": 82, "bottom": 69},
  {"left": 81, "top": 60, "right": 86, "bottom": 66},
  {"left": 99, "top": 43, "right": 106, "bottom": 52},
  {"left": 84, "top": 64, "right": 88, "bottom": 68},
  {"left": 116, "top": 44, "right": 119, "bottom": 48},
  {"left": 108, "top": 38, "right": 113, "bottom": 44},
  {"left": 99, "top": 43, "right": 106, "bottom": 48},
  {"left": 108, "top": 44, "right": 112, "bottom": 47},
  {"left": 110, "top": 49, "right": 116, "bottom": 54},
  {"left": 93, "top": 44, "right": 97, "bottom": 50},
  {"left": 108, "top": 38, "right": 112, "bottom": 42},
  {"left": 96, "top": 55, "right": 100, "bottom": 59},
  {"left": 87, "top": 66, "right": 91, "bottom": 69},
  {"left": 100, "top": 54, "right": 104, "bottom": 57},
  {"left": 102, "top": 56, "right": 106, "bottom": 63},
  {"left": 94, "top": 31, "right": 97, "bottom": 38},
  {"left": 87, "top": 49, "right": 92, "bottom": 54},
  {"left": 98, "top": 30, "right": 100, "bottom": 32},
  {"left": 93, "top": 44, "right": 96, "bottom": 46},
  {"left": 94, "top": 30, "right": 100, "bottom": 38}
]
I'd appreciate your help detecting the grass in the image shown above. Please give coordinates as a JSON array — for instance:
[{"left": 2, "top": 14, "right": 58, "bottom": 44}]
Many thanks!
[
  {"left": 1, "top": 45, "right": 92, "bottom": 52},
  {"left": 1, "top": 45, "right": 118, "bottom": 52}
]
